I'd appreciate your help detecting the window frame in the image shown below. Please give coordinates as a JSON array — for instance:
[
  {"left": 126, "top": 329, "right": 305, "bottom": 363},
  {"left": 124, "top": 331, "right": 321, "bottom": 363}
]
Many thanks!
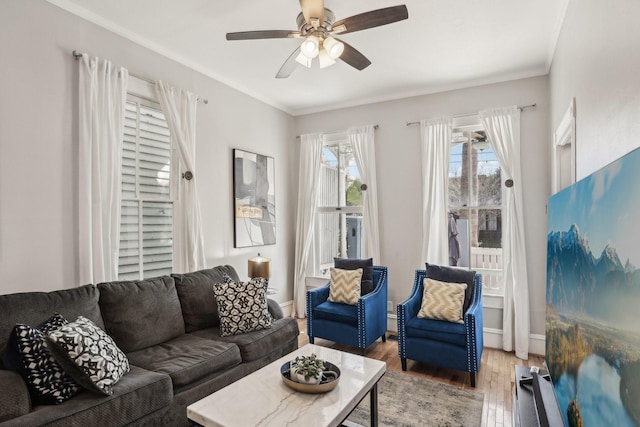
[
  {"left": 449, "top": 121, "right": 505, "bottom": 296},
  {"left": 312, "top": 133, "right": 365, "bottom": 276},
  {"left": 118, "top": 88, "right": 179, "bottom": 281}
]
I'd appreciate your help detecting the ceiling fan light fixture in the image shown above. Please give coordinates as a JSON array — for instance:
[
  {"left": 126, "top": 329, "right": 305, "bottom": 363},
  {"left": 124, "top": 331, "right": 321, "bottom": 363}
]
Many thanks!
[
  {"left": 295, "top": 51, "right": 313, "bottom": 68},
  {"left": 300, "top": 35, "right": 320, "bottom": 58},
  {"left": 323, "top": 37, "right": 344, "bottom": 59},
  {"left": 318, "top": 48, "right": 336, "bottom": 68}
]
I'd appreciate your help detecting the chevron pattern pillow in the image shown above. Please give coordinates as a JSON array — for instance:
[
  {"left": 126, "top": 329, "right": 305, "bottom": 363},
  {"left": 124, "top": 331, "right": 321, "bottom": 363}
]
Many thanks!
[
  {"left": 328, "top": 267, "right": 363, "bottom": 305},
  {"left": 418, "top": 278, "right": 468, "bottom": 324},
  {"left": 46, "top": 316, "right": 130, "bottom": 395},
  {"left": 2, "top": 313, "right": 80, "bottom": 404},
  {"left": 212, "top": 278, "right": 271, "bottom": 337}
]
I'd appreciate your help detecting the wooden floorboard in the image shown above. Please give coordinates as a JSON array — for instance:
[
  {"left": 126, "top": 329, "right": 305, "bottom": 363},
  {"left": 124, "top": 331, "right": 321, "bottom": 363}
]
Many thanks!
[{"left": 296, "top": 318, "right": 545, "bottom": 427}]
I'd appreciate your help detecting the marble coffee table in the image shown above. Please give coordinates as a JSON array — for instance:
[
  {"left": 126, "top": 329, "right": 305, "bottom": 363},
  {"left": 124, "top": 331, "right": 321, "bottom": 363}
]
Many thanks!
[{"left": 187, "top": 344, "right": 386, "bottom": 427}]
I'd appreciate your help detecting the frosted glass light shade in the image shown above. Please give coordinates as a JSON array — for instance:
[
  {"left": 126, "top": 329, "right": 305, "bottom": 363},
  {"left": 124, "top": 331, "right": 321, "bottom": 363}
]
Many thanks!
[
  {"left": 300, "top": 35, "right": 320, "bottom": 58},
  {"left": 295, "top": 52, "right": 313, "bottom": 68},
  {"left": 318, "top": 48, "right": 336, "bottom": 68},
  {"left": 323, "top": 37, "right": 344, "bottom": 59}
]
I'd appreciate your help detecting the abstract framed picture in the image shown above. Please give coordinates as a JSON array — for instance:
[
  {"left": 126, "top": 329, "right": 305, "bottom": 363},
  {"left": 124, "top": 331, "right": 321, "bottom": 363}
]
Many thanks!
[{"left": 233, "top": 149, "right": 276, "bottom": 248}]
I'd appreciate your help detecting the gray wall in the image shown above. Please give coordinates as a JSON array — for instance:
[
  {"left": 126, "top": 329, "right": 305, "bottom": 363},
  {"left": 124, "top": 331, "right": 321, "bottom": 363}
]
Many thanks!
[
  {"left": 550, "top": 0, "right": 640, "bottom": 178},
  {"left": 294, "top": 75, "right": 551, "bottom": 338},
  {"left": 0, "top": 1, "right": 297, "bottom": 302}
]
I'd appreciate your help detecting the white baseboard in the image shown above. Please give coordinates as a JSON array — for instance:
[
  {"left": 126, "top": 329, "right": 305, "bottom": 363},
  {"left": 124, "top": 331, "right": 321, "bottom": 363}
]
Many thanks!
[{"left": 386, "top": 314, "right": 545, "bottom": 357}]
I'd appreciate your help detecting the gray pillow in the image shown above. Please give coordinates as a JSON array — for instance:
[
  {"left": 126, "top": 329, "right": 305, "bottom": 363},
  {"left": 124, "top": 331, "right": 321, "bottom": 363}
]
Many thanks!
[
  {"left": 425, "top": 263, "right": 476, "bottom": 314},
  {"left": 97, "top": 276, "right": 185, "bottom": 353},
  {"left": 172, "top": 265, "right": 241, "bottom": 332},
  {"left": 334, "top": 258, "right": 374, "bottom": 295}
]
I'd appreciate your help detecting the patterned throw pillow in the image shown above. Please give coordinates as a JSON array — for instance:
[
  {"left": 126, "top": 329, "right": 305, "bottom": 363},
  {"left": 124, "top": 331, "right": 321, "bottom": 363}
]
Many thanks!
[
  {"left": 212, "top": 278, "right": 271, "bottom": 337},
  {"left": 46, "top": 316, "right": 130, "bottom": 396},
  {"left": 418, "top": 278, "right": 468, "bottom": 324},
  {"left": 2, "top": 313, "right": 80, "bottom": 404},
  {"left": 328, "top": 267, "right": 363, "bottom": 305}
]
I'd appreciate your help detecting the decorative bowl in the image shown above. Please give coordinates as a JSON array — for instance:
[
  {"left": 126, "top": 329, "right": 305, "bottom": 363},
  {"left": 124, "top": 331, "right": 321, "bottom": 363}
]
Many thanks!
[{"left": 280, "top": 361, "right": 341, "bottom": 393}]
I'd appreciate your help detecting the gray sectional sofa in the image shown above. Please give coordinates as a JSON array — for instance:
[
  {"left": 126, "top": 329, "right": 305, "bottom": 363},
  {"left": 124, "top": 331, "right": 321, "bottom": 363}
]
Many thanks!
[{"left": 0, "top": 265, "right": 299, "bottom": 426}]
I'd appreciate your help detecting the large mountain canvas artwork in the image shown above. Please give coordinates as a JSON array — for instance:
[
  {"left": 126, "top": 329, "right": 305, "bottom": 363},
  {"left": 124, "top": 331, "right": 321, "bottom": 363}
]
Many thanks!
[{"left": 546, "top": 147, "right": 640, "bottom": 427}]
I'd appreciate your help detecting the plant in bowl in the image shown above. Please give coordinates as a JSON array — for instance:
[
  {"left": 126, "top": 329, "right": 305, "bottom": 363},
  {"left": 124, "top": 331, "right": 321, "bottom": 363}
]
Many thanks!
[{"left": 291, "top": 353, "right": 325, "bottom": 385}]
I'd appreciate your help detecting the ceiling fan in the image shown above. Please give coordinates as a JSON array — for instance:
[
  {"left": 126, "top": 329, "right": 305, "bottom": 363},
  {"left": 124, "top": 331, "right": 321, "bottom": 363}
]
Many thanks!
[{"left": 226, "top": 0, "right": 408, "bottom": 78}]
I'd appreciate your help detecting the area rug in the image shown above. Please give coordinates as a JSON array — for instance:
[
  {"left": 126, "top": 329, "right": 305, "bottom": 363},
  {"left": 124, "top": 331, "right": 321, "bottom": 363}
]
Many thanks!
[{"left": 346, "top": 370, "right": 484, "bottom": 427}]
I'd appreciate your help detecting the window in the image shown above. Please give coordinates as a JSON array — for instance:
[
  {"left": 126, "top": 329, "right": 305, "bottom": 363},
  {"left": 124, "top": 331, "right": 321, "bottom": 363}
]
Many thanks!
[
  {"left": 448, "top": 124, "right": 504, "bottom": 294},
  {"left": 118, "top": 96, "right": 176, "bottom": 280},
  {"left": 314, "top": 134, "right": 364, "bottom": 275}
]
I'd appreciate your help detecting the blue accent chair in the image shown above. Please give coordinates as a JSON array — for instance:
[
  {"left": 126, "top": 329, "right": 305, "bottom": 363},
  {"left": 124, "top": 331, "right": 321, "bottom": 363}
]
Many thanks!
[
  {"left": 307, "top": 266, "right": 388, "bottom": 349},
  {"left": 397, "top": 269, "right": 483, "bottom": 386}
]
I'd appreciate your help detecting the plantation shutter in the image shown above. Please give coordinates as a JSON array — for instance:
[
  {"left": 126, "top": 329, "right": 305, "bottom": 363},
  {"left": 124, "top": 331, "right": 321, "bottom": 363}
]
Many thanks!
[{"left": 118, "top": 100, "right": 174, "bottom": 280}]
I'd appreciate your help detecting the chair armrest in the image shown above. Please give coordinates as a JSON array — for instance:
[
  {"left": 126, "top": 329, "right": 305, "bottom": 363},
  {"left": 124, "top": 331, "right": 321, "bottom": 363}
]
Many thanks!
[
  {"left": 397, "top": 281, "right": 423, "bottom": 321},
  {"left": 464, "top": 274, "right": 484, "bottom": 373},
  {"left": 306, "top": 284, "right": 330, "bottom": 311},
  {"left": 0, "top": 369, "right": 31, "bottom": 422}
]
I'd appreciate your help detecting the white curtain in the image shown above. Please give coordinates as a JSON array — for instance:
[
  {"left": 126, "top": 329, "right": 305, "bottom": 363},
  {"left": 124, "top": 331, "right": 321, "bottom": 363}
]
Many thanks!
[
  {"left": 349, "top": 125, "right": 381, "bottom": 262},
  {"left": 292, "top": 133, "right": 323, "bottom": 317},
  {"left": 480, "top": 105, "right": 530, "bottom": 359},
  {"left": 155, "top": 80, "right": 206, "bottom": 273},
  {"left": 78, "top": 54, "right": 128, "bottom": 284},
  {"left": 420, "top": 117, "right": 452, "bottom": 266}
]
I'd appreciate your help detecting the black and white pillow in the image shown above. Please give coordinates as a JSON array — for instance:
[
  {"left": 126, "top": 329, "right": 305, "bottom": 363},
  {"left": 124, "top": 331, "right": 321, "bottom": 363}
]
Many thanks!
[
  {"left": 212, "top": 278, "right": 271, "bottom": 337},
  {"left": 46, "top": 316, "right": 129, "bottom": 396},
  {"left": 2, "top": 313, "right": 80, "bottom": 404},
  {"left": 222, "top": 274, "right": 272, "bottom": 322}
]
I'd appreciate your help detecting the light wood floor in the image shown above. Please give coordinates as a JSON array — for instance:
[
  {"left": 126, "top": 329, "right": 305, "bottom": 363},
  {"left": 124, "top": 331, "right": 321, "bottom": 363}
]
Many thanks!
[{"left": 296, "top": 318, "right": 544, "bottom": 427}]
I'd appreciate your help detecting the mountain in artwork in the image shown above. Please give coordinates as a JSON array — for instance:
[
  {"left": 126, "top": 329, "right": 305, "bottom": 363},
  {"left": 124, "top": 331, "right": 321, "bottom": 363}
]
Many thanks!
[{"left": 547, "top": 224, "right": 640, "bottom": 328}]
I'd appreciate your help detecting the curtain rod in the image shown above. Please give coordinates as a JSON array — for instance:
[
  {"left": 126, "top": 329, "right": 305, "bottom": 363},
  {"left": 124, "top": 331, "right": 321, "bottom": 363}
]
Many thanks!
[
  {"left": 405, "top": 103, "right": 537, "bottom": 127},
  {"left": 296, "top": 124, "right": 378, "bottom": 139},
  {"left": 72, "top": 50, "right": 208, "bottom": 104}
]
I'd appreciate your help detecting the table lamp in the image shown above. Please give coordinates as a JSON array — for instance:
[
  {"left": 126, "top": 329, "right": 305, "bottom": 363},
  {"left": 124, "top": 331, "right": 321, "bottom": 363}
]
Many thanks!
[{"left": 248, "top": 253, "right": 271, "bottom": 284}]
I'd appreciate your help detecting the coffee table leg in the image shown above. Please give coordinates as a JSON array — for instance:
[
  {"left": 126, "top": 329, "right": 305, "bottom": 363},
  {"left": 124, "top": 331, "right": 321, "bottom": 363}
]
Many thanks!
[{"left": 370, "top": 383, "right": 378, "bottom": 427}]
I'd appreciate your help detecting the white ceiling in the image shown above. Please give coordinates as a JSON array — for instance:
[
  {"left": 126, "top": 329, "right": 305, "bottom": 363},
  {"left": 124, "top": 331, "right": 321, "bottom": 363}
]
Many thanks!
[{"left": 48, "top": 0, "right": 569, "bottom": 116}]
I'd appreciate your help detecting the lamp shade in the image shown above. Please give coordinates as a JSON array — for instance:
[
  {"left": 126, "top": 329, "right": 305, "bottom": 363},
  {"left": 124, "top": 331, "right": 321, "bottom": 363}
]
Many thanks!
[
  {"left": 300, "top": 35, "right": 320, "bottom": 59},
  {"left": 248, "top": 254, "right": 271, "bottom": 278},
  {"left": 323, "top": 37, "right": 344, "bottom": 59}
]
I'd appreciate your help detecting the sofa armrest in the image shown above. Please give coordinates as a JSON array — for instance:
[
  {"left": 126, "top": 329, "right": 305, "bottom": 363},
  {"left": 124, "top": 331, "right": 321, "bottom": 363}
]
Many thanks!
[
  {"left": 0, "top": 369, "right": 30, "bottom": 422},
  {"left": 267, "top": 298, "right": 284, "bottom": 320}
]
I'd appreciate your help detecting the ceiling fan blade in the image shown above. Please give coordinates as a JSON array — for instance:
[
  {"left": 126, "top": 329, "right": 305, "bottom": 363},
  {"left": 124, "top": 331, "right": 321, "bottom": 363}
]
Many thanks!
[
  {"left": 338, "top": 40, "right": 371, "bottom": 71},
  {"left": 226, "top": 30, "right": 300, "bottom": 41},
  {"left": 275, "top": 47, "right": 301, "bottom": 79},
  {"left": 299, "top": 0, "right": 324, "bottom": 26},
  {"left": 331, "top": 5, "right": 408, "bottom": 35}
]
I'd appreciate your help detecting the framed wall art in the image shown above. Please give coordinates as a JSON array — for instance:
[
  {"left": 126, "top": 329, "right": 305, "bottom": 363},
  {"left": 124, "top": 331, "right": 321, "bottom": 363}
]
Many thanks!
[{"left": 233, "top": 149, "right": 276, "bottom": 248}]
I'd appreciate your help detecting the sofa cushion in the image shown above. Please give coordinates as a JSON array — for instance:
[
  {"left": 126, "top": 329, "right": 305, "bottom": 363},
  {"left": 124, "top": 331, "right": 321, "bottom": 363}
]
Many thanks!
[
  {"left": 426, "top": 263, "right": 476, "bottom": 313},
  {"left": 334, "top": 257, "right": 374, "bottom": 295},
  {"left": 4, "top": 365, "right": 172, "bottom": 427},
  {"left": 97, "top": 276, "right": 185, "bottom": 353},
  {"left": 190, "top": 317, "right": 299, "bottom": 363},
  {"left": 126, "top": 334, "right": 241, "bottom": 389},
  {"left": 172, "top": 265, "right": 241, "bottom": 332},
  {"left": 3, "top": 313, "right": 80, "bottom": 404},
  {"left": 312, "top": 301, "right": 358, "bottom": 326},
  {"left": 0, "top": 369, "right": 31, "bottom": 422},
  {"left": 212, "top": 278, "right": 271, "bottom": 337},
  {"left": 0, "top": 284, "right": 104, "bottom": 361},
  {"left": 405, "top": 316, "right": 467, "bottom": 347},
  {"left": 47, "top": 316, "right": 130, "bottom": 396}
]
